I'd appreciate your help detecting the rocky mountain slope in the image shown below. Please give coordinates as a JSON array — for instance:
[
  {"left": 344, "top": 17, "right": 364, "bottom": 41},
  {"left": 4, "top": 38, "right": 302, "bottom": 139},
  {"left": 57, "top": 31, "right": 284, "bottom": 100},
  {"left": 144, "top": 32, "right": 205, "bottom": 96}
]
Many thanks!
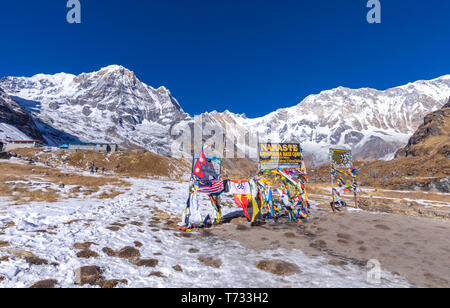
[
  {"left": 1, "top": 66, "right": 449, "bottom": 164},
  {"left": 396, "top": 98, "right": 450, "bottom": 159},
  {"left": 0, "top": 88, "right": 43, "bottom": 142}
]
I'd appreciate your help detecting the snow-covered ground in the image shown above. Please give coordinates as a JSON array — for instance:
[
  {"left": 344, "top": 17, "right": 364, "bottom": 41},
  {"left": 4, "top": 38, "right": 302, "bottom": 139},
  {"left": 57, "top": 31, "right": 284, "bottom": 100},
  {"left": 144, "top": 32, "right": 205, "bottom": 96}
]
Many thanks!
[{"left": 0, "top": 172, "right": 412, "bottom": 288}]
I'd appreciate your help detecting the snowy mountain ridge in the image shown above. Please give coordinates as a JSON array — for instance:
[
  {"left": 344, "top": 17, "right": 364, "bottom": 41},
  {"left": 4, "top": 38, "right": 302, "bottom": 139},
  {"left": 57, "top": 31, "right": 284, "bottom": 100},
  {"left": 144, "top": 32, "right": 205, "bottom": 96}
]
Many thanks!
[
  {"left": 0, "top": 65, "right": 188, "bottom": 153},
  {"left": 199, "top": 74, "right": 450, "bottom": 163},
  {"left": 0, "top": 88, "right": 43, "bottom": 142},
  {"left": 0, "top": 66, "right": 449, "bottom": 164}
]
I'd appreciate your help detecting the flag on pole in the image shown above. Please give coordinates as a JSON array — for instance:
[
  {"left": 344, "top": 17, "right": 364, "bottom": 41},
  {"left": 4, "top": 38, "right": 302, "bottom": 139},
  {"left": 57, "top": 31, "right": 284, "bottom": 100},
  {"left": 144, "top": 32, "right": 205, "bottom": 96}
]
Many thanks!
[
  {"left": 192, "top": 147, "right": 220, "bottom": 181},
  {"left": 193, "top": 147, "right": 207, "bottom": 179},
  {"left": 233, "top": 194, "right": 252, "bottom": 220}
]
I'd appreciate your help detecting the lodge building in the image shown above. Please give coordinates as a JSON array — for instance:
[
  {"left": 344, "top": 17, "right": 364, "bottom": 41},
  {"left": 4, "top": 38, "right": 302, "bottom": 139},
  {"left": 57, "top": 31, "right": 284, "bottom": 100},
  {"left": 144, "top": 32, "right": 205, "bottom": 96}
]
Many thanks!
[
  {"left": 67, "top": 143, "right": 119, "bottom": 153},
  {"left": 4, "top": 140, "right": 43, "bottom": 152}
]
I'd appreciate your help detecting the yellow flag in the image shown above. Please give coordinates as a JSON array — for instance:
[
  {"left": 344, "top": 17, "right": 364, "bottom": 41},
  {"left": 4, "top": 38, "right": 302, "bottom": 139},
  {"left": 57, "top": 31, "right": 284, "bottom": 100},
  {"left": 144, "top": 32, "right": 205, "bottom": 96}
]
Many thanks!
[{"left": 251, "top": 195, "right": 260, "bottom": 223}]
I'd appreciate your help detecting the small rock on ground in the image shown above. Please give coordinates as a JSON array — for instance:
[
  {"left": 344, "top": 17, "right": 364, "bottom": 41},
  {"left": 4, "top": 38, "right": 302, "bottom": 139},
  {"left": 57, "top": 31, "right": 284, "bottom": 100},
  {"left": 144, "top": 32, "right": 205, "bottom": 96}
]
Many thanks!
[
  {"left": 102, "top": 247, "right": 116, "bottom": 257},
  {"left": 76, "top": 250, "right": 99, "bottom": 259},
  {"left": 198, "top": 256, "right": 222, "bottom": 268},
  {"left": 0, "top": 241, "right": 10, "bottom": 247},
  {"left": 29, "top": 279, "right": 58, "bottom": 288},
  {"left": 101, "top": 279, "right": 128, "bottom": 289},
  {"left": 25, "top": 256, "right": 48, "bottom": 266},
  {"left": 173, "top": 265, "right": 183, "bottom": 272},
  {"left": 148, "top": 271, "right": 167, "bottom": 278},
  {"left": 134, "top": 259, "right": 159, "bottom": 267},
  {"left": 73, "top": 242, "right": 97, "bottom": 250},
  {"left": 117, "top": 246, "right": 141, "bottom": 259},
  {"left": 256, "top": 260, "right": 301, "bottom": 276},
  {"left": 74, "top": 266, "right": 105, "bottom": 287}
]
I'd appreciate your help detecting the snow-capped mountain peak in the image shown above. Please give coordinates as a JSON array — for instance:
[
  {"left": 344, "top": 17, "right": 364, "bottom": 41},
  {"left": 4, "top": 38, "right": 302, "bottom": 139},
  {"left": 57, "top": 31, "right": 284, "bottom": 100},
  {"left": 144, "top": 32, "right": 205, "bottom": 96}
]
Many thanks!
[{"left": 0, "top": 66, "right": 188, "bottom": 152}]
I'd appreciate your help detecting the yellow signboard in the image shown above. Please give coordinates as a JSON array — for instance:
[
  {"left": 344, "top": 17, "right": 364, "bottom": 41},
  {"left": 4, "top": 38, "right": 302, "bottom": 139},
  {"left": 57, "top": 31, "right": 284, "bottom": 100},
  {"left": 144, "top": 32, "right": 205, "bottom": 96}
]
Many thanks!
[
  {"left": 259, "top": 143, "right": 302, "bottom": 169},
  {"left": 330, "top": 148, "right": 353, "bottom": 169}
]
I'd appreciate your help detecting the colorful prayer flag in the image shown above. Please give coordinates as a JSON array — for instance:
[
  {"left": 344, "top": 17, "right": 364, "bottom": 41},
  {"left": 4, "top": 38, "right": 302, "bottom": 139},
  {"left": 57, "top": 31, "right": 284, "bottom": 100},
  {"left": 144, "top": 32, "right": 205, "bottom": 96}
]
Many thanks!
[
  {"left": 233, "top": 194, "right": 252, "bottom": 220},
  {"left": 229, "top": 180, "right": 252, "bottom": 195}
]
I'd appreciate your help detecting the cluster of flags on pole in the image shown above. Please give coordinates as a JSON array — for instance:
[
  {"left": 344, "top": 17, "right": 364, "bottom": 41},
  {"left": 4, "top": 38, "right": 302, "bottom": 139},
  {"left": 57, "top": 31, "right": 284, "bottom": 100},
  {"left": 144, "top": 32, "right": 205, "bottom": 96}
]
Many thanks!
[
  {"left": 192, "top": 147, "right": 220, "bottom": 181},
  {"left": 193, "top": 148, "right": 208, "bottom": 179}
]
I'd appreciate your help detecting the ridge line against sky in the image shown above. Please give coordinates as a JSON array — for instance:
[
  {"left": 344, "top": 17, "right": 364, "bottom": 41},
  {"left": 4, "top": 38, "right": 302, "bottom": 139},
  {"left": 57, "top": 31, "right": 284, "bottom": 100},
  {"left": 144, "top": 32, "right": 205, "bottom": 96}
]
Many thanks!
[
  {"left": 1, "top": 0, "right": 449, "bottom": 117},
  {"left": 4, "top": 65, "right": 450, "bottom": 118}
]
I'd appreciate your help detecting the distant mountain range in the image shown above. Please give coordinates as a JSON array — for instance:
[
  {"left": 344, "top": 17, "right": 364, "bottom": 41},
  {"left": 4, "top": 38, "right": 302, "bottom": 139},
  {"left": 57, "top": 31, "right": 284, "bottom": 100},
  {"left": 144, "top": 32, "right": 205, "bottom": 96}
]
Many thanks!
[{"left": 0, "top": 65, "right": 449, "bottom": 165}]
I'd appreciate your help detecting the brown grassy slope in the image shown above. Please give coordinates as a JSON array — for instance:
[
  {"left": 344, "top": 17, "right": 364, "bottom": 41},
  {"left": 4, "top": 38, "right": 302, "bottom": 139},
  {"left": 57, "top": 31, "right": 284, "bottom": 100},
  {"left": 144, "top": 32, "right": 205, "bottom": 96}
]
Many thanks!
[
  {"left": 309, "top": 156, "right": 449, "bottom": 191},
  {"left": 310, "top": 100, "right": 450, "bottom": 192},
  {"left": 0, "top": 162, "right": 129, "bottom": 204},
  {"left": 12, "top": 148, "right": 260, "bottom": 181},
  {"left": 10, "top": 149, "right": 190, "bottom": 179},
  {"left": 222, "top": 158, "right": 258, "bottom": 180}
]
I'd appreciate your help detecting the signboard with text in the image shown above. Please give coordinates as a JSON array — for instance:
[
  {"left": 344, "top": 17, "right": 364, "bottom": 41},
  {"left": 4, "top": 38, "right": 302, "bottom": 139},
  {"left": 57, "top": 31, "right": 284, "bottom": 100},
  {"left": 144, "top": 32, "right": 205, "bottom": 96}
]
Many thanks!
[
  {"left": 330, "top": 148, "right": 353, "bottom": 169},
  {"left": 258, "top": 143, "right": 302, "bottom": 169}
]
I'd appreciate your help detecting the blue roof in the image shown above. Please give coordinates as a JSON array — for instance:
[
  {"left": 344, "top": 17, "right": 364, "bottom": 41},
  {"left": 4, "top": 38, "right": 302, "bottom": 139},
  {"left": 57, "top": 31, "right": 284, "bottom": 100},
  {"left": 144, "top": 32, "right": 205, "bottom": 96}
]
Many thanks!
[{"left": 69, "top": 143, "right": 116, "bottom": 146}]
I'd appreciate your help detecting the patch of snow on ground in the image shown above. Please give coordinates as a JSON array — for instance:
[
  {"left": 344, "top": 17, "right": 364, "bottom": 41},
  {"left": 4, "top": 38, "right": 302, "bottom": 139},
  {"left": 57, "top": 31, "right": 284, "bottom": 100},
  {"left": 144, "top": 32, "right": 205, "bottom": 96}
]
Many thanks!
[{"left": 0, "top": 176, "right": 411, "bottom": 288}]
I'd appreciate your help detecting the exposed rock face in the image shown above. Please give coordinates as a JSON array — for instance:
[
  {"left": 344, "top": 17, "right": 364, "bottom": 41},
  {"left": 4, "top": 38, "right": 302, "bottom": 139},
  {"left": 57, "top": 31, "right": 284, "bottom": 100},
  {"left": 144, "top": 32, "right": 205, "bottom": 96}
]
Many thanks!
[
  {"left": 443, "top": 97, "right": 450, "bottom": 109},
  {"left": 430, "top": 177, "right": 450, "bottom": 193},
  {"left": 396, "top": 98, "right": 450, "bottom": 159},
  {"left": 0, "top": 88, "right": 43, "bottom": 141}
]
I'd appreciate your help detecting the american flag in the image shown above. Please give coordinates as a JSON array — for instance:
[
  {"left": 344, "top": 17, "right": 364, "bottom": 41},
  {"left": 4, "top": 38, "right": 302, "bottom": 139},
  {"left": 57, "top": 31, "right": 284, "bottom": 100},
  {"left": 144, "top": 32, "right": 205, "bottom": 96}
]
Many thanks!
[{"left": 196, "top": 180, "right": 224, "bottom": 194}]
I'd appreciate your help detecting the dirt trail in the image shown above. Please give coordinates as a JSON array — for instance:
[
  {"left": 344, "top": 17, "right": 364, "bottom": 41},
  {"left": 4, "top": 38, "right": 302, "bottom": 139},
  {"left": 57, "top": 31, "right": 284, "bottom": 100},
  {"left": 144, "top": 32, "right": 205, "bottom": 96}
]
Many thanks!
[{"left": 211, "top": 206, "right": 450, "bottom": 288}]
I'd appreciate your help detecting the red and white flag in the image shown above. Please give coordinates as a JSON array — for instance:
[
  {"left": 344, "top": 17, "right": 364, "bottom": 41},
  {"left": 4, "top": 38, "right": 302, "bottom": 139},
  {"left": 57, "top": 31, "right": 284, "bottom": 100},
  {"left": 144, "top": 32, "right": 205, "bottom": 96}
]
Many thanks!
[{"left": 193, "top": 148, "right": 207, "bottom": 179}]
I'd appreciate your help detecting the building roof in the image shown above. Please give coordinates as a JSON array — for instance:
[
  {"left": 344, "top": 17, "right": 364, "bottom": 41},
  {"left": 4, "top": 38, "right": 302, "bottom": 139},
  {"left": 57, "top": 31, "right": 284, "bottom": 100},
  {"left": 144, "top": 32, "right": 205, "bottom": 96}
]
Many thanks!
[
  {"left": 69, "top": 143, "right": 118, "bottom": 146},
  {"left": 9, "top": 140, "right": 43, "bottom": 143}
]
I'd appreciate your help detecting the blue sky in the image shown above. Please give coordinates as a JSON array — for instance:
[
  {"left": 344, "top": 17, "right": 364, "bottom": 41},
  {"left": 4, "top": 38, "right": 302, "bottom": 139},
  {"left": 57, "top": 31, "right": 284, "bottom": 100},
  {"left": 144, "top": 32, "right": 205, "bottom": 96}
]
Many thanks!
[{"left": 1, "top": 0, "right": 449, "bottom": 117}]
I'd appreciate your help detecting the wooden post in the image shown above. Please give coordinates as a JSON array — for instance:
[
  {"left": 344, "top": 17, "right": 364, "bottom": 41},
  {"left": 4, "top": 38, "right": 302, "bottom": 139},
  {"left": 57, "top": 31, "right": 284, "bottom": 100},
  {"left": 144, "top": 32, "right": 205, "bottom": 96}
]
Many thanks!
[
  {"left": 353, "top": 177, "right": 358, "bottom": 209},
  {"left": 352, "top": 164, "right": 358, "bottom": 209},
  {"left": 331, "top": 164, "right": 336, "bottom": 212}
]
